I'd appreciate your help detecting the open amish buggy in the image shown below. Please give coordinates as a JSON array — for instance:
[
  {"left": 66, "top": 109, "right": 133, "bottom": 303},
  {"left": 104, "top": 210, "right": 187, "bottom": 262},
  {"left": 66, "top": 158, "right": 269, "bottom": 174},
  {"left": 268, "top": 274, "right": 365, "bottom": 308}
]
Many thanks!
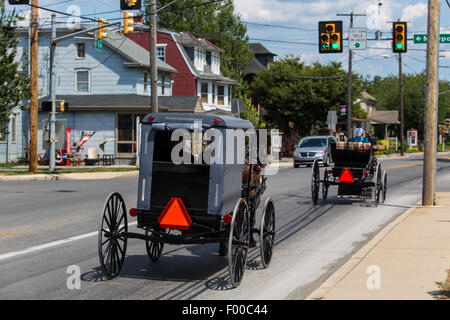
[
  {"left": 97, "top": 113, "right": 276, "bottom": 288},
  {"left": 311, "top": 137, "right": 387, "bottom": 206}
]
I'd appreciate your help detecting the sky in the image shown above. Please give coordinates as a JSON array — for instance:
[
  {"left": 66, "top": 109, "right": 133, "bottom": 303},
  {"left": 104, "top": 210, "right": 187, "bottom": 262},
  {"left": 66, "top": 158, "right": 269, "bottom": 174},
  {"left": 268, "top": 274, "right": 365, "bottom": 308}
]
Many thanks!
[{"left": 5, "top": 0, "right": 450, "bottom": 81}]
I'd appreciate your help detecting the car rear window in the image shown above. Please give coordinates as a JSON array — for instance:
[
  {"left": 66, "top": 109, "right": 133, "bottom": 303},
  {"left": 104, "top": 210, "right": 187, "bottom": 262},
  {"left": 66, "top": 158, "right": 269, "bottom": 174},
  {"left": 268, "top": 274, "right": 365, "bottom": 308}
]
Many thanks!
[{"left": 298, "top": 138, "right": 327, "bottom": 148}]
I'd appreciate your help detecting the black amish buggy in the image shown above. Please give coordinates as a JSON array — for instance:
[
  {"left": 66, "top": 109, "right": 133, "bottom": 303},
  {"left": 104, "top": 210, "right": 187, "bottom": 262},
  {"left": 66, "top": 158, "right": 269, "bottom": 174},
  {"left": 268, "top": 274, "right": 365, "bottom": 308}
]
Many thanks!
[
  {"left": 310, "top": 138, "right": 387, "bottom": 206},
  {"left": 98, "top": 113, "right": 275, "bottom": 287}
]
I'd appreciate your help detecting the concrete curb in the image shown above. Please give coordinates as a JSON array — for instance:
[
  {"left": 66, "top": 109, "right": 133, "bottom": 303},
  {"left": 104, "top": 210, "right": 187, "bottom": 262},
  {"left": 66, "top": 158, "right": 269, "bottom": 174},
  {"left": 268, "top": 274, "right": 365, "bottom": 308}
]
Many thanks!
[
  {"left": 0, "top": 171, "right": 139, "bottom": 182},
  {"left": 304, "top": 201, "right": 421, "bottom": 300}
]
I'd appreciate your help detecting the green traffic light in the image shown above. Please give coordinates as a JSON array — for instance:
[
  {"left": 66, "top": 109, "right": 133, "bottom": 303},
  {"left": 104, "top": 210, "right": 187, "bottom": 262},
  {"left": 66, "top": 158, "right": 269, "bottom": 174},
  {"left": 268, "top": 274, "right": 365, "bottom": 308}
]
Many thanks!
[
  {"left": 396, "top": 43, "right": 403, "bottom": 50},
  {"left": 332, "top": 43, "right": 339, "bottom": 50}
]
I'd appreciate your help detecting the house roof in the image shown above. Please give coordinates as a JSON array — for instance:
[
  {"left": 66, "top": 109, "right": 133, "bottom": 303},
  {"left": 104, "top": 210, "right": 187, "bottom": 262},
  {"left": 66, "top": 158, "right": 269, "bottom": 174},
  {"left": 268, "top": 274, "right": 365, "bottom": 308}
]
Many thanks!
[
  {"left": 104, "top": 33, "right": 177, "bottom": 73},
  {"left": 171, "top": 33, "right": 238, "bottom": 85},
  {"left": 15, "top": 25, "right": 177, "bottom": 74},
  {"left": 38, "top": 95, "right": 203, "bottom": 113},
  {"left": 245, "top": 57, "right": 268, "bottom": 74},
  {"left": 249, "top": 43, "right": 277, "bottom": 56},
  {"left": 361, "top": 91, "right": 377, "bottom": 102},
  {"left": 369, "top": 110, "right": 400, "bottom": 125}
]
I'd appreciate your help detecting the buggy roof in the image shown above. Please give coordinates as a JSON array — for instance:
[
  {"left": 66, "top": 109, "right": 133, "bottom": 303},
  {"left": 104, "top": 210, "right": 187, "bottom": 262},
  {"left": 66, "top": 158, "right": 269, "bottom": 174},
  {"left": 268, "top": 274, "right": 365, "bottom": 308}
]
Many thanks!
[{"left": 142, "top": 113, "right": 254, "bottom": 130}]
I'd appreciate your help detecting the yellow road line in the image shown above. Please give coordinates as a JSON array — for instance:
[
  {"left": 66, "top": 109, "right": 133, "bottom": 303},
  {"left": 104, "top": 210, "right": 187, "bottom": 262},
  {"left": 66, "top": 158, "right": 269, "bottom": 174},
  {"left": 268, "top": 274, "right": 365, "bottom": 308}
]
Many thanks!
[{"left": 384, "top": 162, "right": 423, "bottom": 170}]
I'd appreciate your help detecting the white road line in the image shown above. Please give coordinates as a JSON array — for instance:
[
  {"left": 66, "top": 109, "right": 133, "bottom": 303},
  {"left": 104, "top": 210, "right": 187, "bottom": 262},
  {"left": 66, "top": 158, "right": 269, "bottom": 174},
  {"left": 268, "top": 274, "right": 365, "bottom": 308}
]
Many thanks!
[{"left": 0, "top": 221, "right": 138, "bottom": 262}]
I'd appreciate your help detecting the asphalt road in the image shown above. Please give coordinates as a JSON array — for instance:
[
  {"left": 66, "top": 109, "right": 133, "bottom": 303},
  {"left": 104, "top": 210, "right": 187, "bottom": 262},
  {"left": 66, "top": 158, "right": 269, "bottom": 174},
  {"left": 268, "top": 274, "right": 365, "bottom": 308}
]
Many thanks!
[{"left": 0, "top": 153, "right": 449, "bottom": 300}]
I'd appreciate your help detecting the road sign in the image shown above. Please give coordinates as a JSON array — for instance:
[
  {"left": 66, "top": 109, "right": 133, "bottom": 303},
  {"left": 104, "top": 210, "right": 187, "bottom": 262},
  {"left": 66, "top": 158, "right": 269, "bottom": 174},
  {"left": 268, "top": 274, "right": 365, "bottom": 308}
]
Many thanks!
[
  {"left": 349, "top": 28, "right": 367, "bottom": 50},
  {"left": 96, "top": 39, "right": 103, "bottom": 51},
  {"left": 414, "top": 34, "right": 450, "bottom": 44},
  {"left": 327, "top": 111, "right": 337, "bottom": 130}
]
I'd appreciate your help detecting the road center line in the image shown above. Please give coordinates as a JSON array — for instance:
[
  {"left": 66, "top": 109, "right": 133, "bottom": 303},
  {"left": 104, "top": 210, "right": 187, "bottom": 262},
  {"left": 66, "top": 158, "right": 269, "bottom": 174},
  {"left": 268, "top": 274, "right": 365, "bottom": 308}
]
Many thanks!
[
  {"left": 0, "top": 221, "right": 138, "bottom": 262},
  {"left": 384, "top": 162, "right": 423, "bottom": 170}
]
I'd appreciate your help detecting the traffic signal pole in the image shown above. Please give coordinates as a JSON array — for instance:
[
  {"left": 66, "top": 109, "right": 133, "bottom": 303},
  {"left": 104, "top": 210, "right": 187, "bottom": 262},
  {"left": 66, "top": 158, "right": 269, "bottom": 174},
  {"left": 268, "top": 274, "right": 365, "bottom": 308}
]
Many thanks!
[
  {"left": 337, "top": 12, "right": 365, "bottom": 138},
  {"left": 49, "top": 14, "right": 56, "bottom": 171},
  {"left": 423, "top": 0, "right": 440, "bottom": 206},
  {"left": 399, "top": 51, "right": 405, "bottom": 156}
]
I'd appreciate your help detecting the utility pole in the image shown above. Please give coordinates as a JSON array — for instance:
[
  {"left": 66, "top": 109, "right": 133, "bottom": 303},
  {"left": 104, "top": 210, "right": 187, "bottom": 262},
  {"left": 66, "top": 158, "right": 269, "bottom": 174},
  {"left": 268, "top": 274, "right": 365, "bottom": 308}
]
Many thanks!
[
  {"left": 49, "top": 14, "right": 57, "bottom": 171},
  {"left": 423, "top": 0, "right": 439, "bottom": 206},
  {"left": 29, "top": 0, "right": 39, "bottom": 172},
  {"left": 149, "top": 0, "right": 158, "bottom": 113},
  {"left": 399, "top": 51, "right": 405, "bottom": 156},
  {"left": 337, "top": 12, "right": 366, "bottom": 138}
]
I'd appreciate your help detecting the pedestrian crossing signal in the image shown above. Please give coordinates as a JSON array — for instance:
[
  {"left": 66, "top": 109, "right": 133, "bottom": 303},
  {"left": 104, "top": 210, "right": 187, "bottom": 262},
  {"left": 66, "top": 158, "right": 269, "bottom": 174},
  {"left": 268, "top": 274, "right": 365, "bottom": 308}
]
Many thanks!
[{"left": 319, "top": 21, "right": 343, "bottom": 53}]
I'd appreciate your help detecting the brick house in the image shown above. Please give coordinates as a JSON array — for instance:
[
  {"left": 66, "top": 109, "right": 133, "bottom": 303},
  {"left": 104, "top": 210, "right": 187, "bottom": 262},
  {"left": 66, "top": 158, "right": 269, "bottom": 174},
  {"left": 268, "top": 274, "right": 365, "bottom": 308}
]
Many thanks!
[{"left": 127, "top": 24, "right": 238, "bottom": 113}]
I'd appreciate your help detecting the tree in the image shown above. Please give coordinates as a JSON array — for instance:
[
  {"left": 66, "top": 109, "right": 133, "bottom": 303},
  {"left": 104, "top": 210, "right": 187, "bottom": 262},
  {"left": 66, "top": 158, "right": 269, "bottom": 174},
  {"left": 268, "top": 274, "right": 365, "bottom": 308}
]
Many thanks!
[
  {"left": 143, "top": 0, "right": 252, "bottom": 95},
  {"left": 249, "top": 56, "right": 362, "bottom": 137},
  {"left": 0, "top": 0, "right": 29, "bottom": 133},
  {"left": 363, "top": 72, "right": 450, "bottom": 139}
]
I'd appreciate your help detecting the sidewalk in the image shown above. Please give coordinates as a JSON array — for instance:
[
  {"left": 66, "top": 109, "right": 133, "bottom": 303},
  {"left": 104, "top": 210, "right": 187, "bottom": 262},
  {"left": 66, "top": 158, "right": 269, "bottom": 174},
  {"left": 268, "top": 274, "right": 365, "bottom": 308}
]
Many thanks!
[{"left": 306, "top": 192, "right": 450, "bottom": 300}]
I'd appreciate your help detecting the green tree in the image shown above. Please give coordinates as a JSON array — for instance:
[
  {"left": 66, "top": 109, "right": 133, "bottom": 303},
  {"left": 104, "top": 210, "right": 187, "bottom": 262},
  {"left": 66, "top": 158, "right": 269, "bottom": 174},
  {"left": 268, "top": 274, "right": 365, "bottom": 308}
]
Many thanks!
[
  {"left": 143, "top": 0, "right": 252, "bottom": 95},
  {"left": 240, "top": 94, "right": 266, "bottom": 129},
  {"left": 249, "top": 56, "right": 362, "bottom": 136},
  {"left": 0, "top": 0, "right": 29, "bottom": 133},
  {"left": 363, "top": 72, "right": 450, "bottom": 138}
]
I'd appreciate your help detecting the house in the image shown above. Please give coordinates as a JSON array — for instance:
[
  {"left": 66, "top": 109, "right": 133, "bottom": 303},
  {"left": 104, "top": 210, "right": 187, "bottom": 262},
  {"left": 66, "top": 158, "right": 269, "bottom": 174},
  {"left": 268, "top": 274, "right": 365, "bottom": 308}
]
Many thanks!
[
  {"left": 244, "top": 43, "right": 277, "bottom": 83},
  {"left": 127, "top": 23, "right": 238, "bottom": 113},
  {"left": 357, "top": 91, "right": 400, "bottom": 139},
  {"left": 0, "top": 107, "right": 28, "bottom": 163},
  {"left": 2, "top": 25, "right": 184, "bottom": 164}
]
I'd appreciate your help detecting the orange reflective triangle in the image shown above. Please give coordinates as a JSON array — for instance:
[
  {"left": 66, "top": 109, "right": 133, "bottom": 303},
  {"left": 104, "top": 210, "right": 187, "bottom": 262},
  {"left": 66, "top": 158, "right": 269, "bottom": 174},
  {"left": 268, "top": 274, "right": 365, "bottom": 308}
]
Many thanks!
[
  {"left": 158, "top": 198, "right": 192, "bottom": 230},
  {"left": 339, "top": 168, "right": 354, "bottom": 183}
]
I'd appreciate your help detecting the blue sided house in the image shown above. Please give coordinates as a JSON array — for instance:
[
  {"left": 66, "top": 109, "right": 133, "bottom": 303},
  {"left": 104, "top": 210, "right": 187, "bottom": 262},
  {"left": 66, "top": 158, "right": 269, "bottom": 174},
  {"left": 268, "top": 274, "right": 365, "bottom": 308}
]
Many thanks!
[{"left": 1, "top": 25, "right": 206, "bottom": 164}]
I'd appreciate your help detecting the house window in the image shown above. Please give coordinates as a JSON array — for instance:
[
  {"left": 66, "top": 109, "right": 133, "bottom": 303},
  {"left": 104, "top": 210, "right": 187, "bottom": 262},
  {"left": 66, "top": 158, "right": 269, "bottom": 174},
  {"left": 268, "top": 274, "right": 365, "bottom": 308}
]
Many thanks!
[
  {"left": 76, "top": 69, "right": 90, "bottom": 93},
  {"left": 116, "top": 113, "right": 146, "bottom": 157},
  {"left": 11, "top": 117, "right": 16, "bottom": 143},
  {"left": 161, "top": 74, "right": 166, "bottom": 95},
  {"left": 201, "top": 83, "right": 208, "bottom": 104},
  {"left": 217, "top": 86, "right": 225, "bottom": 105},
  {"left": 157, "top": 46, "right": 166, "bottom": 62},
  {"left": 76, "top": 42, "right": 86, "bottom": 58},
  {"left": 144, "top": 72, "right": 148, "bottom": 93}
]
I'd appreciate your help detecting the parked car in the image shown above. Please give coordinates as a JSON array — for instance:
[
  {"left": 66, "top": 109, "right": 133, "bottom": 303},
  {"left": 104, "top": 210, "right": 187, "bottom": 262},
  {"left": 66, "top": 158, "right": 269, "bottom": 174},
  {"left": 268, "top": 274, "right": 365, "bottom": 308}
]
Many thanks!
[{"left": 293, "top": 135, "right": 337, "bottom": 168}]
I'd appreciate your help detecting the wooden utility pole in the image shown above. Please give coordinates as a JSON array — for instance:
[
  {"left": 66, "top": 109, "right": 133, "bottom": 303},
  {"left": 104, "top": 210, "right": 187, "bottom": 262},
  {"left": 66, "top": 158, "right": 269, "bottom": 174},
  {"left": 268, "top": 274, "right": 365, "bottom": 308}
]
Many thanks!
[
  {"left": 337, "top": 12, "right": 366, "bottom": 138},
  {"left": 29, "top": 0, "right": 39, "bottom": 172},
  {"left": 149, "top": 0, "right": 158, "bottom": 113},
  {"left": 399, "top": 52, "right": 405, "bottom": 156},
  {"left": 423, "top": 0, "right": 439, "bottom": 206}
]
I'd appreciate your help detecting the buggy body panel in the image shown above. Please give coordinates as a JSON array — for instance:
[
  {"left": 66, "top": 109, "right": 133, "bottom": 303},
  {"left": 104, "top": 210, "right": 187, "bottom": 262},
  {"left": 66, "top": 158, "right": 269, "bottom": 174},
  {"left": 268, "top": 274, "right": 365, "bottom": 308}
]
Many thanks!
[{"left": 137, "top": 113, "right": 254, "bottom": 220}]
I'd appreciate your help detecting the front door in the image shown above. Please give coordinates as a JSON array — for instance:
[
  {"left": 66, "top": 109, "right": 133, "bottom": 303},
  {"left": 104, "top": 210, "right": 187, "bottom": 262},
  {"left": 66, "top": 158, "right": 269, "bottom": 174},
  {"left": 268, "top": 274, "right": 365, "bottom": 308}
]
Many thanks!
[{"left": 116, "top": 113, "right": 146, "bottom": 158}]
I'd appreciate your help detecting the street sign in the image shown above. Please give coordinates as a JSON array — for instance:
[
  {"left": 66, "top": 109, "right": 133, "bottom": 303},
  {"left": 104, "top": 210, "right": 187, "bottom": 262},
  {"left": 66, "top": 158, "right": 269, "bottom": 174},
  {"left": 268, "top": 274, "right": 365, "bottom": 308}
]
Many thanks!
[
  {"left": 414, "top": 34, "right": 450, "bottom": 44},
  {"left": 96, "top": 39, "right": 103, "bottom": 51},
  {"left": 349, "top": 28, "right": 367, "bottom": 50},
  {"left": 327, "top": 111, "right": 337, "bottom": 130}
]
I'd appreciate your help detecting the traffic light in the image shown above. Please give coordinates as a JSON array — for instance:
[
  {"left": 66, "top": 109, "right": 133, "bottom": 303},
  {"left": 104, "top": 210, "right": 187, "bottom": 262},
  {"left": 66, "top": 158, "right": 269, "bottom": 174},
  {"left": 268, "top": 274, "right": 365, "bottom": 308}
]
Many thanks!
[
  {"left": 8, "top": 0, "right": 30, "bottom": 5},
  {"left": 41, "top": 101, "right": 69, "bottom": 112},
  {"left": 393, "top": 22, "right": 407, "bottom": 53},
  {"left": 59, "top": 101, "right": 69, "bottom": 112},
  {"left": 97, "top": 18, "right": 108, "bottom": 40},
  {"left": 319, "top": 21, "right": 343, "bottom": 53},
  {"left": 123, "top": 12, "right": 134, "bottom": 34},
  {"left": 121, "top": 0, "right": 141, "bottom": 10}
]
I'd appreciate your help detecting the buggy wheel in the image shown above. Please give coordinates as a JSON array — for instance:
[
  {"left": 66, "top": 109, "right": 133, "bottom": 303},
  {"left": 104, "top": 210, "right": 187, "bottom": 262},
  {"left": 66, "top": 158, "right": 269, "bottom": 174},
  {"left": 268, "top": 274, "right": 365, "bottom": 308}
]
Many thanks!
[
  {"left": 98, "top": 192, "right": 128, "bottom": 279},
  {"left": 311, "top": 160, "right": 320, "bottom": 204},
  {"left": 260, "top": 198, "right": 275, "bottom": 268},
  {"left": 322, "top": 169, "right": 329, "bottom": 201},
  {"left": 218, "top": 242, "right": 227, "bottom": 256},
  {"left": 228, "top": 199, "right": 250, "bottom": 288},
  {"left": 373, "top": 164, "right": 382, "bottom": 206},
  {"left": 145, "top": 228, "right": 165, "bottom": 262},
  {"left": 381, "top": 171, "right": 387, "bottom": 203}
]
